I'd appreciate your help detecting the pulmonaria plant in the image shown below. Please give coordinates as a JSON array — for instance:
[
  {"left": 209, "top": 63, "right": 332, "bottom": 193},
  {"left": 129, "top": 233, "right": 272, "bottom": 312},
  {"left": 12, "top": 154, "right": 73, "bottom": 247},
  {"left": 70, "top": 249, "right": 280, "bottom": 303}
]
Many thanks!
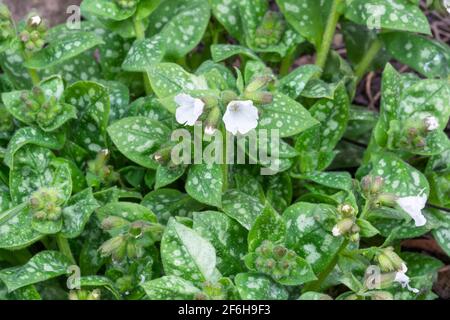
[{"left": 0, "top": 0, "right": 448, "bottom": 302}]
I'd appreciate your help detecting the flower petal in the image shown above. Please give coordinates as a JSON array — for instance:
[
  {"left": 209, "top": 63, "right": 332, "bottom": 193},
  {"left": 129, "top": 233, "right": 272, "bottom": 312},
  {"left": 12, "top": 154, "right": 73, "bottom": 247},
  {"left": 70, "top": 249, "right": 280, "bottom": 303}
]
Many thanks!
[
  {"left": 223, "top": 100, "right": 259, "bottom": 135},
  {"left": 174, "top": 93, "right": 204, "bottom": 126},
  {"left": 396, "top": 195, "right": 427, "bottom": 227}
]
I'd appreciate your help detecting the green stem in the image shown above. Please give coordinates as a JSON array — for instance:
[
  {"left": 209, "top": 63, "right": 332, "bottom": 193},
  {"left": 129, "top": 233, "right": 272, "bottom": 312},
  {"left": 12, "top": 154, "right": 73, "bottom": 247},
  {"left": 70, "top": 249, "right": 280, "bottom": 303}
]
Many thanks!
[
  {"left": 315, "top": 0, "right": 343, "bottom": 71},
  {"left": 22, "top": 51, "right": 40, "bottom": 85},
  {"left": 133, "top": 17, "right": 153, "bottom": 95},
  {"left": 359, "top": 198, "right": 372, "bottom": 220},
  {"left": 279, "top": 46, "right": 297, "bottom": 77},
  {"left": 221, "top": 125, "right": 228, "bottom": 193},
  {"left": 56, "top": 234, "right": 76, "bottom": 264},
  {"left": 354, "top": 37, "right": 383, "bottom": 82},
  {"left": 302, "top": 238, "right": 349, "bottom": 293}
]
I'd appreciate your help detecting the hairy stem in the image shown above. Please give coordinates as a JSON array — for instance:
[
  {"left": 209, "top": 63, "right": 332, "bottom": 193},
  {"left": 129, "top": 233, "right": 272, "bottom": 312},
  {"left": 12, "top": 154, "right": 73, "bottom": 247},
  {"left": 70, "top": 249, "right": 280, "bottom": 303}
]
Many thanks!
[
  {"left": 354, "top": 37, "right": 383, "bottom": 82},
  {"left": 133, "top": 17, "right": 153, "bottom": 95},
  {"left": 56, "top": 234, "right": 76, "bottom": 264},
  {"left": 279, "top": 46, "right": 297, "bottom": 77},
  {"left": 315, "top": 0, "right": 343, "bottom": 71}
]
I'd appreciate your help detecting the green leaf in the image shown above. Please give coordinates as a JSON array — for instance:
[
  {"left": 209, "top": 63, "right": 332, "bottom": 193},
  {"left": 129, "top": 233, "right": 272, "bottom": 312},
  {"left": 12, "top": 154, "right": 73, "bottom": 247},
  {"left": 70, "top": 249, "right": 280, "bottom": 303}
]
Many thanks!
[
  {"left": 147, "top": 0, "right": 210, "bottom": 59},
  {"left": 141, "top": 275, "right": 200, "bottom": 300},
  {"left": 161, "top": 218, "right": 218, "bottom": 284},
  {"left": 210, "top": 0, "right": 244, "bottom": 41},
  {"left": 148, "top": 63, "right": 209, "bottom": 98},
  {"left": 97, "top": 202, "right": 157, "bottom": 223},
  {"left": 432, "top": 227, "right": 450, "bottom": 257},
  {"left": 382, "top": 32, "right": 450, "bottom": 78},
  {"left": 61, "top": 188, "right": 100, "bottom": 238},
  {"left": 299, "top": 171, "right": 354, "bottom": 191},
  {"left": 211, "top": 44, "right": 261, "bottom": 63},
  {"left": 345, "top": 0, "right": 431, "bottom": 35},
  {"left": 24, "top": 32, "right": 103, "bottom": 70},
  {"left": 141, "top": 189, "right": 203, "bottom": 224},
  {"left": 357, "top": 219, "right": 380, "bottom": 238},
  {"left": 248, "top": 205, "right": 286, "bottom": 252},
  {"left": 9, "top": 146, "right": 72, "bottom": 205},
  {"left": 234, "top": 273, "right": 289, "bottom": 300},
  {"left": 63, "top": 81, "right": 110, "bottom": 153},
  {"left": 276, "top": 0, "right": 332, "bottom": 47},
  {"left": 222, "top": 190, "right": 264, "bottom": 230},
  {"left": 4, "top": 127, "right": 65, "bottom": 168},
  {"left": 0, "top": 251, "right": 71, "bottom": 292},
  {"left": 185, "top": 164, "right": 223, "bottom": 207},
  {"left": 277, "top": 64, "right": 322, "bottom": 99},
  {"left": 283, "top": 202, "right": 343, "bottom": 273},
  {"left": 258, "top": 92, "right": 319, "bottom": 138},
  {"left": 193, "top": 211, "right": 247, "bottom": 276},
  {"left": 155, "top": 165, "right": 186, "bottom": 189},
  {"left": 122, "top": 35, "right": 165, "bottom": 72},
  {"left": 107, "top": 116, "right": 171, "bottom": 169},
  {"left": 81, "top": 0, "right": 137, "bottom": 21}
]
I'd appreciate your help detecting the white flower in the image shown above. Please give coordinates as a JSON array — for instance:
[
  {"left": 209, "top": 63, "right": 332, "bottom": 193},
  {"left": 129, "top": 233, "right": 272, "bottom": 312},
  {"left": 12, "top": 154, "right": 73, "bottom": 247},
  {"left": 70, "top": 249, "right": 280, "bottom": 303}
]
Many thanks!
[
  {"left": 222, "top": 100, "right": 259, "bottom": 135},
  {"left": 424, "top": 116, "right": 439, "bottom": 131},
  {"left": 30, "top": 15, "right": 42, "bottom": 26},
  {"left": 394, "top": 263, "right": 419, "bottom": 294},
  {"left": 332, "top": 226, "right": 341, "bottom": 237},
  {"left": 174, "top": 93, "right": 205, "bottom": 126},
  {"left": 395, "top": 193, "right": 427, "bottom": 227}
]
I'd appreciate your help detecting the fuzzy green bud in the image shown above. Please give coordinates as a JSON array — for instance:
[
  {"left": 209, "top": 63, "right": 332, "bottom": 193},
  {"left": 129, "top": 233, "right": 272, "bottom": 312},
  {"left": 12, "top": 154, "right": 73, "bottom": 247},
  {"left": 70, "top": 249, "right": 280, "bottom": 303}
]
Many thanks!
[
  {"left": 101, "top": 216, "right": 129, "bottom": 231},
  {"left": 246, "top": 75, "right": 273, "bottom": 93},
  {"left": 244, "top": 91, "right": 273, "bottom": 105},
  {"left": 338, "top": 203, "right": 356, "bottom": 217},
  {"left": 204, "top": 107, "right": 221, "bottom": 136},
  {"left": 368, "top": 291, "right": 394, "bottom": 300},
  {"left": 254, "top": 11, "right": 285, "bottom": 48},
  {"left": 376, "top": 247, "right": 405, "bottom": 273},
  {"left": 99, "top": 235, "right": 127, "bottom": 261},
  {"left": 332, "top": 218, "right": 355, "bottom": 237},
  {"left": 221, "top": 90, "right": 238, "bottom": 106}
]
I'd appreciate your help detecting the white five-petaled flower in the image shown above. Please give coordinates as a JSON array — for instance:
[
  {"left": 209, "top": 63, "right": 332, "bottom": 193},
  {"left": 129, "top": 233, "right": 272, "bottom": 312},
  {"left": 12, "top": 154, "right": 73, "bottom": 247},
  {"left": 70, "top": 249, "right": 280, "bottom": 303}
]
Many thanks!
[
  {"left": 395, "top": 192, "right": 427, "bottom": 227},
  {"left": 394, "top": 263, "right": 419, "bottom": 294},
  {"left": 222, "top": 100, "right": 259, "bottom": 135},
  {"left": 174, "top": 93, "right": 205, "bottom": 126},
  {"left": 424, "top": 116, "right": 439, "bottom": 131}
]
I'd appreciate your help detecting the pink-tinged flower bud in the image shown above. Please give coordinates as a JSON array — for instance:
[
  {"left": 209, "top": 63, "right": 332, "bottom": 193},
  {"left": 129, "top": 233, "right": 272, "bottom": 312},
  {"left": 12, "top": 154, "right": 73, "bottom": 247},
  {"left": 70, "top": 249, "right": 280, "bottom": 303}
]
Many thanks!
[{"left": 332, "top": 218, "right": 354, "bottom": 237}]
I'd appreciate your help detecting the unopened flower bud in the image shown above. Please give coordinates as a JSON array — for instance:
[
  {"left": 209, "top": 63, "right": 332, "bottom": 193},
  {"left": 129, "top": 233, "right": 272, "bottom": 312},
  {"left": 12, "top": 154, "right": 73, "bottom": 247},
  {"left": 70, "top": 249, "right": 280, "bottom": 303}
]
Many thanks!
[
  {"left": 221, "top": 90, "right": 238, "bottom": 105},
  {"left": 244, "top": 91, "right": 273, "bottom": 105},
  {"left": 246, "top": 75, "right": 273, "bottom": 93},
  {"left": 101, "top": 216, "right": 129, "bottom": 230},
  {"left": 273, "top": 245, "right": 287, "bottom": 259},
  {"left": 153, "top": 146, "right": 172, "bottom": 165},
  {"left": 369, "top": 291, "right": 393, "bottom": 300},
  {"left": 376, "top": 247, "right": 404, "bottom": 272},
  {"left": 338, "top": 203, "right": 355, "bottom": 216},
  {"left": 349, "top": 232, "right": 360, "bottom": 242},
  {"left": 204, "top": 107, "right": 220, "bottom": 136},
  {"left": 99, "top": 236, "right": 126, "bottom": 261},
  {"left": 332, "top": 218, "right": 354, "bottom": 237},
  {"left": 375, "top": 193, "right": 397, "bottom": 207}
]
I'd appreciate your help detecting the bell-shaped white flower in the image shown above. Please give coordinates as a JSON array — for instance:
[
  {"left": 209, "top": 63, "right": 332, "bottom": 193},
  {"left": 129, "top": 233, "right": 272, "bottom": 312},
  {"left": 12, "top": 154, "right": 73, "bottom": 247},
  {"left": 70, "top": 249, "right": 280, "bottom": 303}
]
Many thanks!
[
  {"left": 395, "top": 193, "right": 427, "bottom": 227},
  {"left": 174, "top": 93, "right": 205, "bottom": 126},
  {"left": 394, "top": 263, "right": 419, "bottom": 293},
  {"left": 222, "top": 100, "right": 259, "bottom": 135},
  {"left": 424, "top": 116, "right": 439, "bottom": 131}
]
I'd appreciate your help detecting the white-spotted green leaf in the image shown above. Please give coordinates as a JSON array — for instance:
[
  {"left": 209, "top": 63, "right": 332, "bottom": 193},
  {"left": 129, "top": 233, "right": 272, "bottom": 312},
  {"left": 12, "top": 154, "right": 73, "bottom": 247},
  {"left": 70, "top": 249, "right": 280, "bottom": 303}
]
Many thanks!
[
  {"left": 155, "top": 165, "right": 186, "bottom": 189},
  {"left": 248, "top": 205, "right": 286, "bottom": 252},
  {"left": 210, "top": 0, "right": 244, "bottom": 41},
  {"left": 80, "top": 0, "right": 137, "bottom": 21},
  {"left": 122, "top": 35, "right": 165, "bottom": 72},
  {"left": 433, "top": 226, "right": 450, "bottom": 256},
  {"left": 277, "top": 64, "right": 322, "bottom": 99},
  {"left": 107, "top": 116, "right": 171, "bottom": 169},
  {"left": 234, "top": 273, "right": 289, "bottom": 300},
  {"left": 61, "top": 188, "right": 100, "bottom": 238},
  {"left": 9, "top": 146, "right": 72, "bottom": 205},
  {"left": 141, "top": 275, "right": 200, "bottom": 300},
  {"left": 97, "top": 202, "right": 157, "bottom": 224},
  {"left": 24, "top": 32, "right": 103, "bottom": 70},
  {"left": 193, "top": 211, "right": 247, "bottom": 276},
  {"left": 258, "top": 92, "right": 319, "bottom": 138},
  {"left": 148, "top": 63, "right": 209, "bottom": 99},
  {"left": 276, "top": 0, "right": 332, "bottom": 48},
  {"left": 161, "top": 218, "right": 218, "bottom": 284},
  {"left": 211, "top": 44, "right": 261, "bottom": 63},
  {"left": 221, "top": 190, "right": 264, "bottom": 230},
  {"left": 283, "top": 202, "right": 343, "bottom": 273},
  {"left": 4, "top": 127, "right": 65, "bottom": 168},
  {"left": 345, "top": 0, "right": 431, "bottom": 35},
  {"left": 185, "top": 164, "right": 223, "bottom": 208},
  {"left": 0, "top": 251, "right": 71, "bottom": 292},
  {"left": 141, "top": 189, "right": 204, "bottom": 224},
  {"left": 146, "top": 0, "right": 210, "bottom": 59},
  {"left": 382, "top": 32, "right": 450, "bottom": 78},
  {"left": 299, "top": 171, "right": 354, "bottom": 191}
]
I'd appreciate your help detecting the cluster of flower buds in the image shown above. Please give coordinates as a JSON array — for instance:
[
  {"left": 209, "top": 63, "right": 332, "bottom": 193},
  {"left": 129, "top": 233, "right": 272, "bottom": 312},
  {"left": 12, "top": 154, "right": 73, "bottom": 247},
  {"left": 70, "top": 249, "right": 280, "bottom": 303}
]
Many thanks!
[
  {"left": 68, "top": 289, "right": 101, "bottom": 300},
  {"left": 194, "top": 281, "right": 228, "bottom": 300},
  {"left": 115, "top": 0, "right": 140, "bottom": 9},
  {"left": 99, "top": 217, "right": 163, "bottom": 262},
  {"left": 332, "top": 203, "right": 360, "bottom": 242},
  {"left": 243, "top": 75, "right": 274, "bottom": 105},
  {"left": 0, "top": 4, "right": 14, "bottom": 46},
  {"left": 254, "top": 11, "right": 285, "bottom": 48},
  {"left": 361, "top": 175, "right": 397, "bottom": 208},
  {"left": 19, "top": 15, "right": 47, "bottom": 52},
  {"left": 398, "top": 116, "right": 440, "bottom": 150},
  {"left": 20, "top": 86, "right": 62, "bottom": 126},
  {"left": 375, "top": 247, "right": 405, "bottom": 273},
  {"left": 253, "top": 241, "right": 297, "bottom": 281},
  {"left": 29, "top": 187, "right": 64, "bottom": 221},
  {"left": 87, "top": 149, "right": 119, "bottom": 188}
]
